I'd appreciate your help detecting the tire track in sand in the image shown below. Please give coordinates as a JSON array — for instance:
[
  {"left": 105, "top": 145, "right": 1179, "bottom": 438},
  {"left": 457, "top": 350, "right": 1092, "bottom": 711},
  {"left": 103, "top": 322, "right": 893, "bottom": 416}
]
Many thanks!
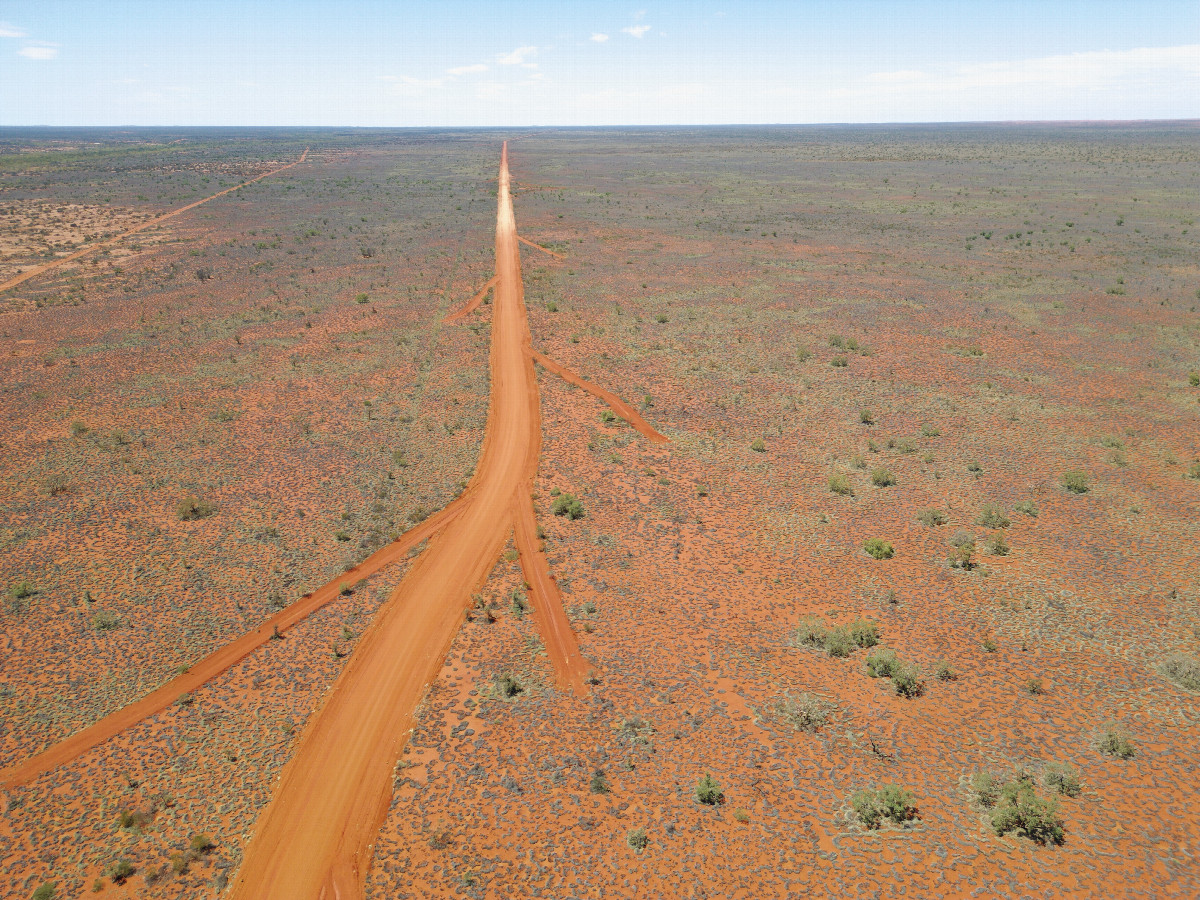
[
  {"left": 229, "top": 142, "right": 587, "bottom": 900},
  {"left": 530, "top": 348, "right": 669, "bottom": 443},
  {"left": 0, "top": 148, "right": 309, "bottom": 294},
  {"left": 0, "top": 498, "right": 465, "bottom": 790},
  {"left": 443, "top": 274, "right": 500, "bottom": 323}
]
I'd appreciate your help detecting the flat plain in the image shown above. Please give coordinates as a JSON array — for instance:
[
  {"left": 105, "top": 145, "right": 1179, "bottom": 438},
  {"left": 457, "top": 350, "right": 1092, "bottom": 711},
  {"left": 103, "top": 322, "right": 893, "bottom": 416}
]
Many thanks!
[{"left": 1, "top": 124, "right": 1198, "bottom": 898}]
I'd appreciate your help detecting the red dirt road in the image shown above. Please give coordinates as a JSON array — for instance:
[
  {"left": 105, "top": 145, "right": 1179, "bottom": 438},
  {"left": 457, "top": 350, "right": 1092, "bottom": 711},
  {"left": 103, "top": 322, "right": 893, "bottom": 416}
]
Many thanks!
[
  {"left": 444, "top": 274, "right": 500, "bottom": 323},
  {"left": 0, "top": 497, "right": 463, "bottom": 790},
  {"left": 531, "top": 348, "right": 669, "bottom": 443},
  {"left": 0, "top": 148, "right": 309, "bottom": 294},
  {"left": 229, "top": 143, "right": 579, "bottom": 899}
]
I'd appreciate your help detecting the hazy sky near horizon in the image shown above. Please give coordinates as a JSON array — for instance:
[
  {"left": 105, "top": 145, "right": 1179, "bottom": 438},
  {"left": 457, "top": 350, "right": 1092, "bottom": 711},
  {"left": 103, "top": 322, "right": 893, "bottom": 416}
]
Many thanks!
[{"left": 1, "top": 0, "right": 1198, "bottom": 126}]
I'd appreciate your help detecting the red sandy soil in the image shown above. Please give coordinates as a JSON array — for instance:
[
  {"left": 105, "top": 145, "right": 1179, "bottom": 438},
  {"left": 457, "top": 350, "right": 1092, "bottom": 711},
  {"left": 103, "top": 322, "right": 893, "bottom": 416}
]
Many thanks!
[
  {"left": 444, "top": 275, "right": 500, "bottom": 324},
  {"left": 0, "top": 149, "right": 309, "bottom": 294}
]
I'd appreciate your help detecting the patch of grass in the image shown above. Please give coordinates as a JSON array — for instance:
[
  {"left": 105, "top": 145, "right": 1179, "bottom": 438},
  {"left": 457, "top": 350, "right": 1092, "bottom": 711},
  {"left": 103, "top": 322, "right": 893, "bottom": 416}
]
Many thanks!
[
  {"left": 1043, "top": 763, "right": 1081, "bottom": 797},
  {"left": 831, "top": 355, "right": 849, "bottom": 367},
  {"left": 32, "top": 883, "right": 57, "bottom": 900},
  {"left": 986, "top": 533, "right": 1010, "bottom": 556},
  {"left": 977, "top": 502, "right": 1010, "bottom": 528},
  {"left": 828, "top": 474, "right": 853, "bottom": 496},
  {"left": 494, "top": 672, "right": 524, "bottom": 698},
  {"left": 600, "top": 409, "right": 617, "bottom": 424},
  {"left": 189, "top": 833, "right": 215, "bottom": 853},
  {"left": 176, "top": 495, "right": 216, "bottom": 521},
  {"left": 627, "top": 826, "right": 648, "bottom": 851},
  {"left": 1159, "top": 653, "right": 1200, "bottom": 691},
  {"left": 42, "top": 473, "right": 70, "bottom": 496},
  {"left": 918, "top": 508, "right": 947, "bottom": 526},
  {"left": 870, "top": 468, "right": 895, "bottom": 487},
  {"left": 106, "top": 859, "right": 135, "bottom": 884},
  {"left": 851, "top": 784, "right": 917, "bottom": 829},
  {"left": 863, "top": 538, "right": 894, "bottom": 560},
  {"left": 9, "top": 580, "right": 36, "bottom": 601},
  {"left": 773, "top": 692, "right": 832, "bottom": 732},
  {"left": 859, "top": 409, "right": 874, "bottom": 425},
  {"left": 1098, "top": 724, "right": 1136, "bottom": 759},
  {"left": 552, "top": 493, "right": 585, "bottom": 519},
  {"left": 934, "top": 660, "right": 956, "bottom": 681},
  {"left": 1062, "top": 470, "right": 1090, "bottom": 494},
  {"left": 1014, "top": 499, "right": 1038, "bottom": 517},
  {"left": 750, "top": 437, "right": 766, "bottom": 452},
  {"left": 948, "top": 529, "right": 976, "bottom": 570},
  {"left": 91, "top": 610, "right": 121, "bottom": 631},
  {"left": 695, "top": 773, "right": 724, "bottom": 805},
  {"left": 590, "top": 769, "right": 610, "bottom": 793},
  {"left": 850, "top": 619, "right": 881, "bottom": 648}
]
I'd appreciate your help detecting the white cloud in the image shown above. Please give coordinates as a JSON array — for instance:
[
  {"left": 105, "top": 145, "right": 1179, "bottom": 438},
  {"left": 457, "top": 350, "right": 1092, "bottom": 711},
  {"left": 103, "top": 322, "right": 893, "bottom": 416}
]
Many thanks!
[
  {"left": 0, "top": 22, "right": 26, "bottom": 38},
  {"left": 590, "top": 33, "right": 609, "bottom": 43},
  {"left": 498, "top": 46, "right": 537, "bottom": 66},
  {"left": 622, "top": 25, "right": 651, "bottom": 38},
  {"left": 447, "top": 63, "right": 487, "bottom": 75},
  {"left": 19, "top": 42, "right": 58, "bottom": 60}
]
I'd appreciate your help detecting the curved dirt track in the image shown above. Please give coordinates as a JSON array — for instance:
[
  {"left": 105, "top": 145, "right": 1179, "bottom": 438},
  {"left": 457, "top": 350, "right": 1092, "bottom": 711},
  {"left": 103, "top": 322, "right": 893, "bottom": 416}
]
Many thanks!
[
  {"left": 229, "top": 142, "right": 580, "bottom": 900},
  {"left": 0, "top": 497, "right": 464, "bottom": 790},
  {"left": 0, "top": 148, "right": 309, "bottom": 294},
  {"left": 531, "top": 348, "right": 670, "bottom": 443},
  {"left": 444, "top": 274, "right": 499, "bottom": 323},
  {"left": 518, "top": 235, "right": 565, "bottom": 259}
]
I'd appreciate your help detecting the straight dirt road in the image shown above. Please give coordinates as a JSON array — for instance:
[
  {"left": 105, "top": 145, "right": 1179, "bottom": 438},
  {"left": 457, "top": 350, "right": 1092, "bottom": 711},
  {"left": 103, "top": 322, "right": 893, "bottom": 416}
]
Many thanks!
[{"left": 229, "top": 142, "right": 573, "bottom": 899}]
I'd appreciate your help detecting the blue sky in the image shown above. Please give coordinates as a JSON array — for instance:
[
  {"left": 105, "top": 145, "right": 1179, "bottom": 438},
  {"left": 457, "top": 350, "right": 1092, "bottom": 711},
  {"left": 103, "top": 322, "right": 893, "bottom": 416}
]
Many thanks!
[{"left": 1, "top": 1, "right": 1198, "bottom": 125}]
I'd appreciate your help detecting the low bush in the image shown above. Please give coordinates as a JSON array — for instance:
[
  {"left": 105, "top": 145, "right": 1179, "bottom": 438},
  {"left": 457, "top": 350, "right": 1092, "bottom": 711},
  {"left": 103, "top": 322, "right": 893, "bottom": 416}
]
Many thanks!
[
  {"left": 773, "top": 692, "right": 831, "bottom": 732},
  {"left": 107, "top": 859, "right": 135, "bottom": 884},
  {"left": 1098, "top": 724, "right": 1136, "bottom": 759},
  {"left": 970, "top": 770, "right": 1002, "bottom": 807},
  {"left": 918, "top": 508, "right": 947, "bottom": 526},
  {"left": 823, "top": 625, "right": 855, "bottom": 657},
  {"left": 189, "top": 833, "right": 215, "bottom": 853},
  {"left": 695, "top": 773, "right": 724, "bottom": 805},
  {"left": 1014, "top": 499, "right": 1038, "bottom": 517},
  {"left": 1043, "top": 763, "right": 1081, "bottom": 797},
  {"left": 552, "top": 493, "right": 585, "bottom": 519},
  {"left": 32, "top": 883, "right": 57, "bottom": 900},
  {"left": 794, "top": 616, "right": 827, "bottom": 648},
  {"left": 9, "top": 580, "right": 35, "bottom": 601},
  {"left": 1160, "top": 653, "right": 1200, "bottom": 691},
  {"left": 859, "top": 409, "right": 874, "bottom": 425},
  {"left": 870, "top": 468, "right": 895, "bottom": 487},
  {"left": 890, "top": 663, "right": 924, "bottom": 697},
  {"left": 1062, "top": 470, "right": 1090, "bottom": 493},
  {"left": 43, "top": 473, "right": 70, "bottom": 496},
  {"left": 934, "top": 660, "right": 956, "bottom": 681},
  {"left": 990, "top": 779, "right": 1064, "bottom": 845},
  {"left": 92, "top": 610, "right": 121, "bottom": 631},
  {"left": 828, "top": 475, "right": 853, "bottom": 496},
  {"left": 494, "top": 673, "right": 524, "bottom": 698},
  {"left": 627, "top": 826, "right": 648, "bottom": 851},
  {"left": 176, "top": 495, "right": 216, "bottom": 521},
  {"left": 831, "top": 355, "right": 849, "bottom": 367},
  {"left": 863, "top": 538, "right": 894, "bottom": 560},
  {"left": 850, "top": 619, "right": 881, "bottom": 648},
  {"left": 865, "top": 647, "right": 900, "bottom": 678},
  {"left": 851, "top": 784, "right": 917, "bottom": 829},
  {"left": 750, "top": 437, "right": 766, "bottom": 452},
  {"left": 986, "top": 534, "right": 1010, "bottom": 556},
  {"left": 600, "top": 409, "right": 617, "bottom": 424},
  {"left": 590, "top": 769, "right": 610, "bottom": 793},
  {"left": 977, "top": 503, "right": 1010, "bottom": 528}
]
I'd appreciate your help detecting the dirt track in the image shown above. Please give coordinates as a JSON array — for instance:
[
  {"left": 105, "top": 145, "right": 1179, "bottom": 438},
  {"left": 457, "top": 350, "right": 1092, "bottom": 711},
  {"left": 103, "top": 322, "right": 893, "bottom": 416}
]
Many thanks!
[
  {"left": 0, "top": 148, "right": 309, "bottom": 294},
  {"left": 229, "top": 142, "right": 589, "bottom": 899},
  {"left": 531, "top": 348, "right": 669, "bottom": 443},
  {"left": 444, "top": 274, "right": 499, "bottom": 323},
  {"left": 0, "top": 498, "right": 464, "bottom": 790}
]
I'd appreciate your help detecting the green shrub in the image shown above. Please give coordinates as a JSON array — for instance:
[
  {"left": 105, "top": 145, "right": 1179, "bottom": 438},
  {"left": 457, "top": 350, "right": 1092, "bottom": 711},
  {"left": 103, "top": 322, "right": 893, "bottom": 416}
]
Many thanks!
[
  {"left": 176, "top": 495, "right": 216, "bottom": 521},
  {"left": 9, "top": 580, "right": 35, "bottom": 600},
  {"left": 32, "top": 883, "right": 57, "bottom": 900},
  {"left": 1043, "top": 763, "right": 1081, "bottom": 797},
  {"left": 43, "top": 473, "right": 70, "bottom": 496},
  {"left": 695, "top": 773, "right": 724, "bottom": 805},
  {"left": 189, "top": 833, "right": 215, "bottom": 853},
  {"left": 600, "top": 409, "right": 616, "bottom": 424},
  {"left": 920, "top": 423, "right": 941, "bottom": 437},
  {"left": 865, "top": 647, "right": 899, "bottom": 678},
  {"left": 852, "top": 784, "right": 917, "bottom": 829},
  {"left": 70, "top": 420, "right": 89, "bottom": 437},
  {"left": 1189, "top": 460, "right": 1200, "bottom": 480},
  {"left": 590, "top": 769, "right": 610, "bottom": 793},
  {"left": 986, "top": 533, "right": 1010, "bottom": 556},
  {"left": 977, "top": 503, "right": 1010, "bottom": 528},
  {"left": 948, "top": 529, "right": 976, "bottom": 569},
  {"left": 1026, "top": 677, "right": 1044, "bottom": 695},
  {"left": 990, "top": 779, "right": 1064, "bottom": 845},
  {"left": 831, "top": 355, "right": 849, "bottom": 367},
  {"left": 870, "top": 468, "right": 895, "bottom": 487},
  {"left": 552, "top": 493, "right": 585, "bottom": 520},
  {"left": 627, "top": 826, "right": 648, "bottom": 851},
  {"left": 107, "top": 859, "right": 135, "bottom": 884},
  {"left": 970, "top": 770, "right": 1002, "bottom": 807},
  {"left": 890, "top": 663, "right": 923, "bottom": 697},
  {"left": 1189, "top": 371, "right": 1199, "bottom": 387},
  {"left": 850, "top": 619, "right": 880, "bottom": 648},
  {"left": 1014, "top": 499, "right": 1038, "bottom": 517},
  {"left": 91, "top": 610, "right": 121, "bottom": 631},
  {"left": 1159, "top": 653, "right": 1200, "bottom": 691},
  {"left": 794, "top": 616, "right": 828, "bottom": 648},
  {"left": 823, "top": 625, "right": 855, "bottom": 658},
  {"left": 1062, "top": 470, "right": 1090, "bottom": 493},
  {"left": 829, "top": 334, "right": 845, "bottom": 348},
  {"left": 750, "top": 437, "right": 766, "bottom": 452},
  {"left": 859, "top": 409, "right": 874, "bottom": 425},
  {"left": 967, "top": 460, "right": 983, "bottom": 473},
  {"left": 494, "top": 673, "right": 524, "bottom": 698},
  {"left": 774, "top": 692, "right": 831, "bottom": 732},
  {"left": 934, "top": 660, "right": 956, "bottom": 681},
  {"left": 1098, "top": 725, "right": 1136, "bottom": 759},
  {"left": 828, "top": 475, "right": 853, "bottom": 496},
  {"left": 918, "top": 508, "right": 947, "bottom": 526},
  {"left": 863, "top": 538, "right": 894, "bottom": 560},
  {"left": 797, "top": 346, "right": 812, "bottom": 362}
]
